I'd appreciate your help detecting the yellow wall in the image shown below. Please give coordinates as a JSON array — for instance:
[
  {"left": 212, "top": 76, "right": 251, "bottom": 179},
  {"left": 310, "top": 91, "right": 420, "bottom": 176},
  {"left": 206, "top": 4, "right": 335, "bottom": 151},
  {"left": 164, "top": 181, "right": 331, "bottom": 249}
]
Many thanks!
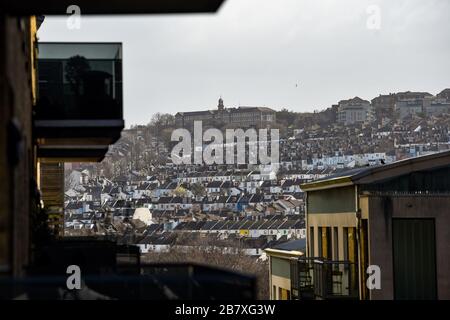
[
  {"left": 306, "top": 193, "right": 372, "bottom": 300},
  {"left": 30, "top": 16, "right": 38, "bottom": 105},
  {"left": 271, "top": 275, "right": 291, "bottom": 300},
  {"left": 308, "top": 212, "right": 357, "bottom": 260}
]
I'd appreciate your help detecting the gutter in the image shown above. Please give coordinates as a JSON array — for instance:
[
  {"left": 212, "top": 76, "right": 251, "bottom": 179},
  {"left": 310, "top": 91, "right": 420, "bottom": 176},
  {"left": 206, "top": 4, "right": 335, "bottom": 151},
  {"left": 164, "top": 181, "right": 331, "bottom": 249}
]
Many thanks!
[
  {"left": 264, "top": 248, "right": 304, "bottom": 259},
  {"left": 300, "top": 176, "right": 354, "bottom": 191}
]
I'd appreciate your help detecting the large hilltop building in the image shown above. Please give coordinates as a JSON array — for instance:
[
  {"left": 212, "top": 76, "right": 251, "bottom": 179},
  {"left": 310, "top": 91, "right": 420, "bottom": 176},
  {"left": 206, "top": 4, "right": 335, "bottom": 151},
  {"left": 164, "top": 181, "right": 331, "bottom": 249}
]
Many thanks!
[
  {"left": 437, "top": 88, "right": 450, "bottom": 101},
  {"left": 175, "top": 98, "right": 277, "bottom": 130},
  {"left": 395, "top": 93, "right": 450, "bottom": 120},
  {"left": 337, "top": 96, "right": 374, "bottom": 125},
  {"left": 371, "top": 91, "right": 433, "bottom": 120}
]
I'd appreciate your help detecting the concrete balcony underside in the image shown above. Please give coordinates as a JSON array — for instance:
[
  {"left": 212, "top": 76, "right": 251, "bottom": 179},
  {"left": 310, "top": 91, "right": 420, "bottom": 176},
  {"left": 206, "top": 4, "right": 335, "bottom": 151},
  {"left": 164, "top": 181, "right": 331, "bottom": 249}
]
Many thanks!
[
  {"left": 34, "top": 119, "right": 124, "bottom": 141},
  {"left": 35, "top": 119, "right": 124, "bottom": 162},
  {"left": 37, "top": 145, "right": 110, "bottom": 162}
]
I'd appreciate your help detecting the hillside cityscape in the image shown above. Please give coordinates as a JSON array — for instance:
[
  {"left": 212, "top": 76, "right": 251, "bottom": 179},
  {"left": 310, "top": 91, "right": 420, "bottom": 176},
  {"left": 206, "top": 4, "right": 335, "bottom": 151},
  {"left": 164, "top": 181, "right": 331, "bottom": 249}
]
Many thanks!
[
  {"left": 62, "top": 88, "right": 450, "bottom": 297},
  {"left": 3, "top": 0, "right": 450, "bottom": 305}
]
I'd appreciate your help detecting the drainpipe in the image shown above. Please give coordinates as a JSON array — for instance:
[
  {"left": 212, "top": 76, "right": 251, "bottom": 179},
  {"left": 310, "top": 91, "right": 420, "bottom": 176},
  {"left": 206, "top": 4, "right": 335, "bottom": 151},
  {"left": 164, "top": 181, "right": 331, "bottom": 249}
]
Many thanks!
[
  {"left": 304, "top": 192, "right": 309, "bottom": 257},
  {"left": 268, "top": 255, "right": 273, "bottom": 299},
  {"left": 355, "top": 184, "right": 363, "bottom": 300}
]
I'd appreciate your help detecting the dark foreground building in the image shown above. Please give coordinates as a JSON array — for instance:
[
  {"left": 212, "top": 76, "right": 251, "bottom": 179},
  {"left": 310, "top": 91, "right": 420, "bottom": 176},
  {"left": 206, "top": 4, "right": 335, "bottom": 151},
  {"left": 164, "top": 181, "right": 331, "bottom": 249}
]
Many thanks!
[{"left": 0, "top": 1, "right": 258, "bottom": 300}]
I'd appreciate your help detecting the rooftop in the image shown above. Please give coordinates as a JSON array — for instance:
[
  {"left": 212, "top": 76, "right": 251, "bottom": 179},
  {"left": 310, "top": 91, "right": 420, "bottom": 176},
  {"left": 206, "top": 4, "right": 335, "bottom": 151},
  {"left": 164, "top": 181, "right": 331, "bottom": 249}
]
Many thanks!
[{"left": 301, "top": 150, "right": 450, "bottom": 191}]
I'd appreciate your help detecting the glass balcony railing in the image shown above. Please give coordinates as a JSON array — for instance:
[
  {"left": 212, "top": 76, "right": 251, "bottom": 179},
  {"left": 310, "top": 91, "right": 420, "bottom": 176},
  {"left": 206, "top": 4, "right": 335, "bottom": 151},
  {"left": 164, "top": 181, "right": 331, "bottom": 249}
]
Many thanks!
[
  {"left": 36, "top": 42, "right": 122, "bottom": 120},
  {"left": 34, "top": 43, "right": 124, "bottom": 160}
]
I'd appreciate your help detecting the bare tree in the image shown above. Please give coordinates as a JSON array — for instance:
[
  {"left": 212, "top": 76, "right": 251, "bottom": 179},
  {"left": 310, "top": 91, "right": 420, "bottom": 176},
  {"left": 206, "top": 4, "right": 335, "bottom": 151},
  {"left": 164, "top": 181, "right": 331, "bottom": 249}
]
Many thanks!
[{"left": 141, "top": 235, "right": 269, "bottom": 299}]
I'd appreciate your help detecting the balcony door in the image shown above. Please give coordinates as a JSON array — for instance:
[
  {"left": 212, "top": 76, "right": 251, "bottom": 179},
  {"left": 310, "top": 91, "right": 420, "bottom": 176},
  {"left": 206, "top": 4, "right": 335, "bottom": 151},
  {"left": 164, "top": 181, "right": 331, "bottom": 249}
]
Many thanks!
[{"left": 393, "top": 219, "right": 437, "bottom": 300}]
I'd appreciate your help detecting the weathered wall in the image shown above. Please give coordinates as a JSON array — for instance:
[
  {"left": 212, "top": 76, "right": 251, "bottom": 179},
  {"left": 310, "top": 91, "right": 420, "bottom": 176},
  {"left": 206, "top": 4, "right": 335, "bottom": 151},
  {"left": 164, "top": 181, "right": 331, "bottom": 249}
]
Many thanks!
[
  {"left": 270, "top": 256, "right": 291, "bottom": 299},
  {"left": 307, "top": 186, "right": 356, "bottom": 214},
  {"left": 368, "top": 196, "right": 450, "bottom": 300},
  {"left": 307, "top": 213, "right": 357, "bottom": 260},
  {"left": 0, "top": 15, "right": 35, "bottom": 276}
]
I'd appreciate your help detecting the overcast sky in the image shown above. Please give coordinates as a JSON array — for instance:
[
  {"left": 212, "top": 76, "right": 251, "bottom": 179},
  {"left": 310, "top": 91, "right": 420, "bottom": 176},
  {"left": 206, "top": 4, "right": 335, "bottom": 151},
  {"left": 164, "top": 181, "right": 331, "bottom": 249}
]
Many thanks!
[{"left": 38, "top": 0, "right": 450, "bottom": 127}]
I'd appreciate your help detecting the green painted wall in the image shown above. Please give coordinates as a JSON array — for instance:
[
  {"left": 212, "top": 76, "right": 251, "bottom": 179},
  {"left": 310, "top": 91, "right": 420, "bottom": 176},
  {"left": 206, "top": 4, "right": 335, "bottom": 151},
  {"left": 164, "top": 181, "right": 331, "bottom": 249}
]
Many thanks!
[
  {"left": 271, "top": 257, "right": 291, "bottom": 279},
  {"left": 393, "top": 219, "right": 437, "bottom": 300},
  {"left": 307, "top": 186, "right": 356, "bottom": 214}
]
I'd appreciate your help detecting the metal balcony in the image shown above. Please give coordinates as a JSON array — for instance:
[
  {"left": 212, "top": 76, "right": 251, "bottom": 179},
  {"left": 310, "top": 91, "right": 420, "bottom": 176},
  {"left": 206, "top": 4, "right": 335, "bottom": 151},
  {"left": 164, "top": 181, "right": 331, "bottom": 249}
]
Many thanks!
[
  {"left": 290, "top": 257, "right": 317, "bottom": 300},
  {"left": 313, "top": 259, "right": 359, "bottom": 300},
  {"left": 34, "top": 43, "right": 124, "bottom": 162},
  {"left": 292, "top": 257, "right": 359, "bottom": 300}
]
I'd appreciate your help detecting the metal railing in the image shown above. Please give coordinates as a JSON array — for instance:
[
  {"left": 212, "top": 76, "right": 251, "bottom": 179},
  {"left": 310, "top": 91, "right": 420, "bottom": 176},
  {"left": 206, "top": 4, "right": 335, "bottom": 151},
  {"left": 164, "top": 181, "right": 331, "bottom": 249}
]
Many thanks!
[
  {"left": 291, "top": 257, "right": 318, "bottom": 300},
  {"left": 313, "top": 259, "right": 358, "bottom": 299},
  {"left": 292, "top": 257, "right": 358, "bottom": 300}
]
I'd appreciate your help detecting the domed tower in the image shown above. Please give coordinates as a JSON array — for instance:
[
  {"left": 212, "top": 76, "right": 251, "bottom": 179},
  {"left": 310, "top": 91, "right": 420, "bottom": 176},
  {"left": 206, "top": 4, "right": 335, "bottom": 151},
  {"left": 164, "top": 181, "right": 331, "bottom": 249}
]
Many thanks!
[{"left": 218, "top": 97, "right": 224, "bottom": 111}]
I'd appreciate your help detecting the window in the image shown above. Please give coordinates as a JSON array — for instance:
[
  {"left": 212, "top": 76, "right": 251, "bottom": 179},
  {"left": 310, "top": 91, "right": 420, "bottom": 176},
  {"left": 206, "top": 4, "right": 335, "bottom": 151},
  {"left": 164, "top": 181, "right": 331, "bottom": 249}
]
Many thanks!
[
  {"left": 333, "top": 227, "right": 339, "bottom": 260},
  {"left": 343, "top": 227, "right": 349, "bottom": 261},
  {"left": 317, "top": 227, "right": 323, "bottom": 257},
  {"left": 323, "top": 227, "right": 332, "bottom": 259},
  {"left": 343, "top": 227, "right": 357, "bottom": 263},
  {"left": 309, "top": 226, "right": 315, "bottom": 257},
  {"left": 278, "top": 287, "right": 290, "bottom": 300}
]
